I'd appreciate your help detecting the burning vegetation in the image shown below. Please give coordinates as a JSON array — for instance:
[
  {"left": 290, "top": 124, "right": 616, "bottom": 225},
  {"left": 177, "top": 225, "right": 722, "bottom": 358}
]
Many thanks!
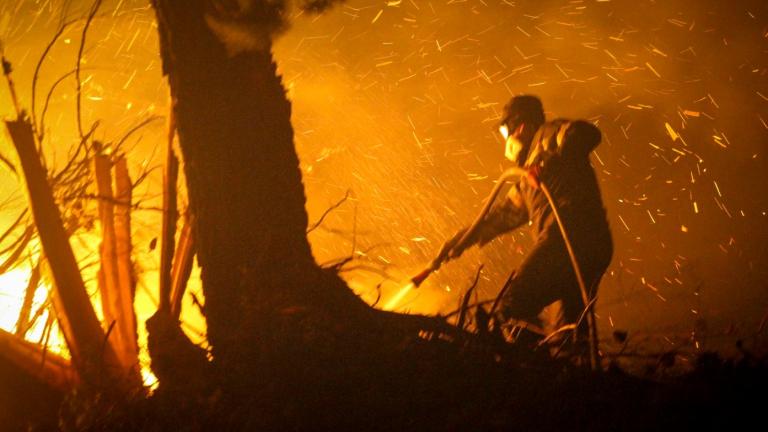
[{"left": 0, "top": 0, "right": 767, "bottom": 430}]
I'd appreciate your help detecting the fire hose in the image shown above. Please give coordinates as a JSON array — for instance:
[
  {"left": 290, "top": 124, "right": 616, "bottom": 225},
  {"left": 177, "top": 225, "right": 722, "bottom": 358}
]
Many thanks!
[{"left": 411, "top": 167, "right": 599, "bottom": 370}]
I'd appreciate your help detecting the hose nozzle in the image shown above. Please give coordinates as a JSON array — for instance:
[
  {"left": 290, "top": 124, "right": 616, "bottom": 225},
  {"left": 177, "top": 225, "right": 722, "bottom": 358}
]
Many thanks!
[{"left": 410, "top": 266, "right": 434, "bottom": 287}]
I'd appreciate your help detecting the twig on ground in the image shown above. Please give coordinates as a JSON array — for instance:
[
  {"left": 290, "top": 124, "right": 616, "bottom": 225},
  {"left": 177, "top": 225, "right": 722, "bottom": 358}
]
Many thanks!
[{"left": 457, "top": 264, "right": 484, "bottom": 330}]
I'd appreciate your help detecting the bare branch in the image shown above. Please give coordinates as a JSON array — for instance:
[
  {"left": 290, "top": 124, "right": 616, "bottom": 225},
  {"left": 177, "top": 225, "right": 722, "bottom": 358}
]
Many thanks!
[
  {"left": 334, "top": 263, "right": 399, "bottom": 282},
  {"left": 75, "top": 0, "right": 103, "bottom": 139},
  {"left": 0, "top": 225, "right": 34, "bottom": 274},
  {"left": 443, "top": 299, "right": 495, "bottom": 320},
  {"left": 306, "top": 189, "right": 351, "bottom": 234},
  {"left": 39, "top": 69, "right": 79, "bottom": 141},
  {"left": 51, "top": 121, "right": 99, "bottom": 183},
  {"left": 31, "top": 19, "right": 76, "bottom": 141},
  {"left": 0, "top": 151, "right": 17, "bottom": 176},
  {"left": 370, "top": 282, "right": 383, "bottom": 308},
  {"left": 0, "top": 209, "right": 28, "bottom": 246},
  {"left": 112, "top": 116, "right": 162, "bottom": 155},
  {"left": 457, "top": 264, "right": 483, "bottom": 331}
]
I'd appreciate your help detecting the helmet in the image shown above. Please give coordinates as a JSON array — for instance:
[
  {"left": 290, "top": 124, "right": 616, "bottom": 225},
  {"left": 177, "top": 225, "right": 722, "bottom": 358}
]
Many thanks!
[
  {"left": 499, "top": 95, "right": 545, "bottom": 165},
  {"left": 499, "top": 95, "right": 545, "bottom": 131}
]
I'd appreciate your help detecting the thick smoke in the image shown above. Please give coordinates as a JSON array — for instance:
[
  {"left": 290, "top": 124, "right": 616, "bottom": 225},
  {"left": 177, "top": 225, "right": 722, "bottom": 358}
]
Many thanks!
[{"left": 205, "top": 0, "right": 346, "bottom": 55}]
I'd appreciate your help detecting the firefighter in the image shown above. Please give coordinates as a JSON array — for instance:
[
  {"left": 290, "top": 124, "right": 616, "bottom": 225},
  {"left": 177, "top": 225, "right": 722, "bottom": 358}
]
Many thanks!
[{"left": 437, "top": 95, "right": 613, "bottom": 353}]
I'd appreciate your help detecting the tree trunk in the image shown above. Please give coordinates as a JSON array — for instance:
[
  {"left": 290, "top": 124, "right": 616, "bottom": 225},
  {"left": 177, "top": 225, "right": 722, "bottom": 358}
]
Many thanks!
[{"left": 151, "top": 0, "right": 319, "bottom": 388}]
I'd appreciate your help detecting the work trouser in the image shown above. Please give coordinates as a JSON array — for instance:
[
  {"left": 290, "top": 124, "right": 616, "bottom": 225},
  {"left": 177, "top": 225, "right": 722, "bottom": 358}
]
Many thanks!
[{"left": 497, "top": 235, "right": 611, "bottom": 352}]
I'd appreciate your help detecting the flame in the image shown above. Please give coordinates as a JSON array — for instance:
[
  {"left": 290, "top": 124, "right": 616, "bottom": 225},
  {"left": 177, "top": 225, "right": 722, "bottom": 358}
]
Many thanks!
[
  {"left": 0, "top": 268, "right": 34, "bottom": 332},
  {"left": 0, "top": 267, "right": 67, "bottom": 355}
]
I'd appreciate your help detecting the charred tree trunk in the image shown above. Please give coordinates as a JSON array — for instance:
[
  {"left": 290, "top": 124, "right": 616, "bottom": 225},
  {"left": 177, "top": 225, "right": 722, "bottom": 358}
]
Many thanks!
[
  {"left": 150, "top": 0, "right": 383, "bottom": 388},
  {"left": 151, "top": 0, "right": 317, "bottom": 391}
]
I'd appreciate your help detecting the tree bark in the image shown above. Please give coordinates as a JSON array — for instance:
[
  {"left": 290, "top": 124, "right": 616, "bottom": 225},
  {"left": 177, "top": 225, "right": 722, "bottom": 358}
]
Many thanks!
[{"left": 151, "top": 0, "right": 318, "bottom": 378}]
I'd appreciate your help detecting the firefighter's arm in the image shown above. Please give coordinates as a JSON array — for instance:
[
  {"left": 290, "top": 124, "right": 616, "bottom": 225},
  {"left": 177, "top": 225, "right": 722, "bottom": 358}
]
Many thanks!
[
  {"left": 474, "top": 184, "right": 529, "bottom": 247},
  {"left": 438, "top": 184, "right": 529, "bottom": 262}
]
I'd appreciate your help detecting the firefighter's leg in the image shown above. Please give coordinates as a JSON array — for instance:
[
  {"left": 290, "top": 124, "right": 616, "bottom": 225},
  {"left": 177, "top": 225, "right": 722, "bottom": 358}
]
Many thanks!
[{"left": 496, "top": 247, "right": 565, "bottom": 344}]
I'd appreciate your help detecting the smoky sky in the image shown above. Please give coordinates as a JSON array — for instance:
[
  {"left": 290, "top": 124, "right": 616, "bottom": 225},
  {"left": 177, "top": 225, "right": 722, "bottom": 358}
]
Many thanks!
[{"left": 275, "top": 0, "right": 768, "bottom": 346}]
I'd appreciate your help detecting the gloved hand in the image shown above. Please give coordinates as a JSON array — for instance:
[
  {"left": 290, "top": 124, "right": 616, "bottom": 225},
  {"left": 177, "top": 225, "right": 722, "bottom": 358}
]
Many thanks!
[
  {"left": 435, "top": 227, "right": 469, "bottom": 265},
  {"left": 413, "top": 227, "right": 469, "bottom": 287},
  {"left": 526, "top": 164, "right": 543, "bottom": 189}
]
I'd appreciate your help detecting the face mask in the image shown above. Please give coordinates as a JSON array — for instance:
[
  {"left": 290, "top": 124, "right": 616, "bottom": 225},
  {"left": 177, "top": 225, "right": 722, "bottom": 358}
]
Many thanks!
[{"left": 501, "top": 123, "right": 525, "bottom": 165}]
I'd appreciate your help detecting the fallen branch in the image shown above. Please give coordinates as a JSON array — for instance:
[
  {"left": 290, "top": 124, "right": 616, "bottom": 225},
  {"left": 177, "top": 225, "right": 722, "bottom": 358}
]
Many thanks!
[{"left": 0, "top": 328, "right": 76, "bottom": 392}]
